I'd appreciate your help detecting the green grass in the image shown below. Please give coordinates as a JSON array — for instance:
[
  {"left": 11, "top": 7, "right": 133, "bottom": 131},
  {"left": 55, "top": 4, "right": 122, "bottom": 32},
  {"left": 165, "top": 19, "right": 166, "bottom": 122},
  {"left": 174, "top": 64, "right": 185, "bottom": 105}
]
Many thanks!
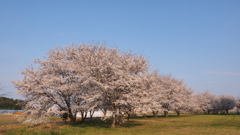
[{"left": 3, "top": 115, "right": 240, "bottom": 135}]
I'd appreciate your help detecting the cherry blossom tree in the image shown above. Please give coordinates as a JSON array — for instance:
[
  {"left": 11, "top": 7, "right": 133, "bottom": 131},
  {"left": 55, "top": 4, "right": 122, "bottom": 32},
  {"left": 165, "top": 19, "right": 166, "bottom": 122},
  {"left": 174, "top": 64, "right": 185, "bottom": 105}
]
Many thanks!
[
  {"left": 217, "top": 95, "right": 237, "bottom": 114},
  {"left": 209, "top": 96, "right": 222, "bottom": 114},
  {"left": 77, "top": 45, "right": 150, "bottom": 127},
  {"left": 134, "top": 71, "right": 166, "bottom": 118},
  {"left": 13, "top": 44, "right": 102, "bottom": 123},
  {"left": 13, "top": 43, "right": 151, "bottom": 127},
  {"left": 193, "top": 92, "right": 216, "bottom": 114},
  {"left": 159, "top": 75, "right": 194, "bottom": 116},
  {"left": 185, "top": 95, "right": 199, "bottom": 114},
  {"left": 192, "top": 93, "right": 237, "bottom": 115}
]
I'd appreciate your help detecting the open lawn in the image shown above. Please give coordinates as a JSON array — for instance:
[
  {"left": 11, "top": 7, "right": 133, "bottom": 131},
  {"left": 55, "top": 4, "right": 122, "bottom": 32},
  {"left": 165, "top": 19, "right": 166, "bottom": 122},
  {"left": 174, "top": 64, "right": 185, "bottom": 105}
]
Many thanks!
[{"left": 1, "top": 114, "right": 240, "bottom": 135}]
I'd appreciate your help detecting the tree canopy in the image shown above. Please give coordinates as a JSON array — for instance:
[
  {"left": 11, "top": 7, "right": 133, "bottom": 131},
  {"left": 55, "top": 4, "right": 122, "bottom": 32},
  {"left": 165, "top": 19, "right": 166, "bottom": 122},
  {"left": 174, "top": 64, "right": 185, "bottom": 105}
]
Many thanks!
[
  {"left": 13, "top": 43, "right": 238, "bottom": 127},
  {"left": 13, "top": 44, "right": 152, "bottom": 127}
]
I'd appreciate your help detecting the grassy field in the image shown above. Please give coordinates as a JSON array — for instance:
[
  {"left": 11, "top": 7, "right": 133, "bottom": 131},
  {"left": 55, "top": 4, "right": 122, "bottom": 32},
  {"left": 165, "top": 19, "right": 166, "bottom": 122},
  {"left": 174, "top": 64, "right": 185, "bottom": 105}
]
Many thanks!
[{"left": 1, "top": 114, "right": 240, "bottom": 135}]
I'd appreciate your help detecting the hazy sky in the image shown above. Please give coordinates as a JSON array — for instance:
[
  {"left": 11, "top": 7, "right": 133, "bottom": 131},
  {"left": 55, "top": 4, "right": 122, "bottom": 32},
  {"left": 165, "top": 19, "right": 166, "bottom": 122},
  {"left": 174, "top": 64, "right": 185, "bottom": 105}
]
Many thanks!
[{"left": 0, "top": 0, "right": 240, "bottom": 99}]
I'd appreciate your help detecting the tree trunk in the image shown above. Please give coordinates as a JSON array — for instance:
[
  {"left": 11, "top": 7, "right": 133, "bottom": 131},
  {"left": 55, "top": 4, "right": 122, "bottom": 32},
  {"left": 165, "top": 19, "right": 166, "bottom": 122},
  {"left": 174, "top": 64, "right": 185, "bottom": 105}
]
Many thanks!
[
  {"left": 73, "top": 112, "right": 77, "bottom": 122},
  {"left": 152, "top": 111, "right": 158, "bottom": 118},
  {"left": 226, "top": 110, "right": 229, "bottom": 115},
  {"left": 143, "top": 113, "right": 147, "bottom": 119},
  {"left": 117, "top": 114, "right": 124, "bottom": 125},
  {"left": 84, "top": 111, "right": 87, "bottom": 119},
  {"left": 111, "top": 105, "right": 118, "bottom": 128},
  {"left": 164, "top": 111, "right": 168, "bottom": 117},
  {"left": 90, "top": 110, "right": 94, "bottom": 120},
  {"left": 127, "top": 113, "right": 131, "bottom": 121},
  {"left": 207, "top": 110, "right": 210, "bottom": 115},
  {"left": 69, "top": 112, "right": 73, "bottom": 121},
  {"left": 111, "top": 112, "right": 116, "bottom": 128},
  {"left": 101, "top": 109, "right": 108, "bottom": 121},
  {"left": 68, "top": 111, "right": 76, "bottom": 123},
  {"left": 80, "top": 111, "right": 84, "bottom": 122},
  {"left": 175, "top": 110, "right": 180, "bottom": 116},
  {"left": 103, "top": 109, "right": 107, "bottom": 117},
  {"left": 80, "top": 111, "right": 87, "bottom": 122}
]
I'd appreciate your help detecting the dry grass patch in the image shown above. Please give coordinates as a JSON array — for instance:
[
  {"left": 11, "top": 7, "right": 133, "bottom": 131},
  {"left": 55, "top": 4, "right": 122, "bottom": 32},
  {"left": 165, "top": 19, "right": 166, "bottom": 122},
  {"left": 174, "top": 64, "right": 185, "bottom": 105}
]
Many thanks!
[
  {"left": 0, "top": 114, "right": 19, "bottom": 124},
  {"left": 0, "top": 123, "right": 32, "bottom": 135}
]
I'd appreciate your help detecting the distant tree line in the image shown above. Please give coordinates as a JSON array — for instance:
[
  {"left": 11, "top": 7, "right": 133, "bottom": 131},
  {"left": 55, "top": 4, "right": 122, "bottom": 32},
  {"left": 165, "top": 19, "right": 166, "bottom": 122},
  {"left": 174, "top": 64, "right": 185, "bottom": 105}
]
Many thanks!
[{"left": 0, "top": 97, "right": 24, "bottom": 110}]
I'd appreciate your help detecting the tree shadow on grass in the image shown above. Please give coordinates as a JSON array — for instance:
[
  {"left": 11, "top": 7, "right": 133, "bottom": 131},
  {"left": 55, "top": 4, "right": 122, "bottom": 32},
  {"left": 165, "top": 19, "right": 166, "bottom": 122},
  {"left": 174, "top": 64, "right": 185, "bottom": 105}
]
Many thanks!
[
  {"left": 69, "top": 118, "right": 142, "bottom": 128},
  {"left": 71, "top": 118, "right": 111, "bottom": 128},
  {"left": 121, "top": 121, "right": 142, "bottom": 127}
]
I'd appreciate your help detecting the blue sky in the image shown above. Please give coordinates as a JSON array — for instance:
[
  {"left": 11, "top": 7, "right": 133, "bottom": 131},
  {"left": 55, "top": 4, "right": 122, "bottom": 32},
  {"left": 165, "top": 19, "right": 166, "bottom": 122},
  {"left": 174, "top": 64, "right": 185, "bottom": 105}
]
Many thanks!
[{"left": 0, "top": 0, "right": 240, "bottom": 99}]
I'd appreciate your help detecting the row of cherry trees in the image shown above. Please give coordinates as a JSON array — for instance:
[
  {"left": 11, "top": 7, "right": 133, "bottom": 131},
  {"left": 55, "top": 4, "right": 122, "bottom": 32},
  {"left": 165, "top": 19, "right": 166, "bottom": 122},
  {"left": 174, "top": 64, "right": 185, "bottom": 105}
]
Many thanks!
[
  {"left": 13, "top": 43, "right": 238, "bottom": 127},
  {"left": 193, "top": 92, "right": 237, "bottom": 115}
]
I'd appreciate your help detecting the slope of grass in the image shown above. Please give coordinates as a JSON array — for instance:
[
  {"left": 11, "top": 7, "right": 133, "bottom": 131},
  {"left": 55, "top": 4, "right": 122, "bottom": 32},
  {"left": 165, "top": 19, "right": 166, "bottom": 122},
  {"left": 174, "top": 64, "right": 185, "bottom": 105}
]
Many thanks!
[{"left": 3, "top": 115, "right": 240, "bottom": 135}]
